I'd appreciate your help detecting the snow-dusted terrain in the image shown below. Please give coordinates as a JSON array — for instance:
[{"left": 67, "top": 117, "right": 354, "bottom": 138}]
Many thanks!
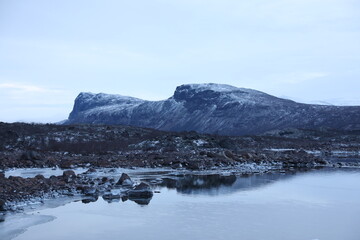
[{"left": 66, "top": 83, "right": 360, "bottom": 135}]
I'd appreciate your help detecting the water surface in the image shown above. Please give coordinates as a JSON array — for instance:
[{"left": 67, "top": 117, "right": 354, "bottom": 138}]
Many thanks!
[{"left": 2, "top": 169, "right": 360, "bottom": 240}]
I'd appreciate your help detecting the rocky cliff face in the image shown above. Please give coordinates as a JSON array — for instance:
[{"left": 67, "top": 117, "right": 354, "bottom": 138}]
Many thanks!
[{"left": 66, "top": 83, "right": 360, "bottom": 135}]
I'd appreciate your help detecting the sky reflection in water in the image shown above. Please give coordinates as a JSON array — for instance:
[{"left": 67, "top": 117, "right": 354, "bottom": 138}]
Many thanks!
[{"left": 3, "top": 169, "right": 360, "bottom": 240}]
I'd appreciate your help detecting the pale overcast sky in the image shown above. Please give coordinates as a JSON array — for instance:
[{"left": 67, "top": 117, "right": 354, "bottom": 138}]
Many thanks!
[{"left": 0, "top": 0, "right": 359, "bottom": 123}]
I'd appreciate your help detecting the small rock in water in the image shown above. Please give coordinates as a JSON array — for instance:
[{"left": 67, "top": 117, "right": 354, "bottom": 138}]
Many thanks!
[
  {"left": 81, "top": 196, "right": 98, "bottom": 204},
  {"left": 85, "top": 168, "right": 97, "bottom": 174},
  {"left": 128, "top": 182, "right": 153, "bottom": 198},
  {"left": 82, "top": 186, "right": 98, "bottom": 196},
  {"left": 116, "top": 173, "right": 133, "bottom": 186}
]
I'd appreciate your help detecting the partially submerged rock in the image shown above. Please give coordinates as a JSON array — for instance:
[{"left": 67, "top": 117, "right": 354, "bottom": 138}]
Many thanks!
[
  {"left": 81, "top": 196, "right": 98, "bottom": 204},
  {"left": 78, "top": 185, "right": 97, "bottom": 196},
  {"left": 116, "top": 173, "right": 133, "bottom": 186},
  {"left": 128, "top": 182, "right": 153, "bottom": 198},
  {"left": 85, "top": 168, "right": 97, "bottom": 174}
]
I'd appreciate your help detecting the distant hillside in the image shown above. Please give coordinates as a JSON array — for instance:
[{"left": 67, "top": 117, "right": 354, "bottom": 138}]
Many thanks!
[{"left": 65, "top": 83, "right": 360, "bottom": 135}]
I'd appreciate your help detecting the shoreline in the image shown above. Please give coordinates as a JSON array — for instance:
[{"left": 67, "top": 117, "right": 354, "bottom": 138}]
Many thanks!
[
  {"left": 2, "top": 162, "right": 360, "bottom": 214},
  {"left": 1, "top": 122, "right": 360, "bottom": 214}
]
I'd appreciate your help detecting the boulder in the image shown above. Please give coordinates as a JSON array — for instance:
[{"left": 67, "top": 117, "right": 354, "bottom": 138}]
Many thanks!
[
  {"left": 116, "top": 173, "right": 133, "bottom": 186},
  {"left": 128, "top": 182, "right": 153, "bottom": 198},
  {"left": 49, "top": 175, "right": 60, "bottom": 184},
  {"left": 35, "top": 174, "right": 45, "bottom": 180},
  {"left": 20, "top": 151, "right": 41, "bottom": 161},
  {"left": 62, "top": 170, "right": 76, "bottom": 183},
  {"left": 59, "top": 160, "right": 73, "bottom": 169}
]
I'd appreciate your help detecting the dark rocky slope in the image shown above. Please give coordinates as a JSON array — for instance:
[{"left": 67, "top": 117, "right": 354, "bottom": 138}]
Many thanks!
[
  {"left": 66, "top": 83, "right": 360, "bottom": 135},
  {"left": 1, "top": 122, "right": 359, "bottom": 171}
]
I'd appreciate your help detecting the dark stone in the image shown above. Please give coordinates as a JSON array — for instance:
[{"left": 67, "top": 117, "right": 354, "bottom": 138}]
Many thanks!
[
  {"left": 85, "top": 168, "right": 97, "bottom": 174},
  {"left": 101, "top": 177, "right": 109, "bottom": 183},
  {"left": 81, "top": 196, "right": 98, "bottom": 204},
  {"left": 133, "top": 182, "right": 150, "bottom": 191},
  {"left": 0, "top": 199, "right": 5, "bottom": 211},
  {"left": 187, "top": 161, "right": 201, "bottom": 170},
  {"left": 63, "top": 170, "right": 76, "bottom": 178},
  {"left": 20, "top": 151, "right": 41, "bottom": 161},
  {"left": 35, "top": 174, "right": 45, "bottom": 180},
  {"left": 62, "top": 170, "right": 76, "bottom": 183},
  {"left": 206, "top": 152, "right": 217, "bottom": 158},
  {"left": 116, "top": 173, "right": 133, "bottom": 186},
  {"left": 128, "top": 182, "right": 153, "bottom": 198},
  {"left": 49, "top": 175, "right": 59, "bottom": 184},
  {"left": 59, "top": 160, "right": 72, "bottom": 169},
  {"left": 82, "top": 186, "right": 97, "bottom": 196}
]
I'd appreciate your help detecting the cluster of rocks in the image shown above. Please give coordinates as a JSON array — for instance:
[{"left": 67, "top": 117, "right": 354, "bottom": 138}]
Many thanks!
[
  {"left": 0, "top": 147, "right": 329, "bottom": 172},
  {"left": 1, "top": 122, "right": 359, "bottom": 171},
  {"left": 0, "top": 122, "right": 359, "bottom": 213},
  {"left": 0, "top": 171, "right": 153, "bottom": 212}
]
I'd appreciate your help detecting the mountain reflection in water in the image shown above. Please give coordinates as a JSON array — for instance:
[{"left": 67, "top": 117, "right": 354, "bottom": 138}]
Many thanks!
[
  {"left": 80, "top": 172, "right": 301, "bottom": 206},
  {"left": 156, "top": 172, "right": 295, "bottom": 196}
]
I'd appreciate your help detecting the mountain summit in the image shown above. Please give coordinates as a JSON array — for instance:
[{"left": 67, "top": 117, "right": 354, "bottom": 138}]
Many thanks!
[{"left": 66, "top": 83, "right": 360, "bottom": 135}]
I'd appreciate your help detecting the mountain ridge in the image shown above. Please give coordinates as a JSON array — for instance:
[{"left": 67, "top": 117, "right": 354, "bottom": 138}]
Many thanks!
[{"left": 65, "top": 83, "right": 360, "bottom": 135}]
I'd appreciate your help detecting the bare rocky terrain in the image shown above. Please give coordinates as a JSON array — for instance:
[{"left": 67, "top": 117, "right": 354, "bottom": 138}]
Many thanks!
[{"left": 0, "top": 122, "right": 359, "bottom": 212}]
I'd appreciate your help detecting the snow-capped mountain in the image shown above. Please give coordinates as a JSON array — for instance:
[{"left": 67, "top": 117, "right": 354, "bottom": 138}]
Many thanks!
[{"left": 66, "top": 83, "right": 360, "bottom": 135}]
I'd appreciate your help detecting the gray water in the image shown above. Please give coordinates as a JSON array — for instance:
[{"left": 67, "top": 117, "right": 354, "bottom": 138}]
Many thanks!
[{"left": 2, "top": 169, "right": 360, "bottom": 240}]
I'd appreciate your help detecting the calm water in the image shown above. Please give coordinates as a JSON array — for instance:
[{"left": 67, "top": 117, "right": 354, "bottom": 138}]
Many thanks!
[{"left": 2, "top": 169, "right": 360, "bottom": 240}]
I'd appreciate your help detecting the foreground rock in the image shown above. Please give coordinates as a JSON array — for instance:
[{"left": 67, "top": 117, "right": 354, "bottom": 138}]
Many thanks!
[
  {"left": 63, "top": 170, "right": 76, "bottom": 183},
  {"left": 128, "top": 182, "right": 153, "bottom": 198},
  {"left": 0, "top": 170, "right": 154, "bottom": 211},
  {"left": 116, "top": 173, "right": 133, "bottom": 186}
]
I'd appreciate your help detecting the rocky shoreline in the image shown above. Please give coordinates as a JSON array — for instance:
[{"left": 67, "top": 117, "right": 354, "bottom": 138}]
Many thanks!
[
  {"left": 0, "top": 169, "right": 156, "bottom": 213},
  {"left": 1, "top": 122, "right": 360, "bottom": 213},
  {"left": 2, "top": 160, "right": 360, "bottom": 214}
]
